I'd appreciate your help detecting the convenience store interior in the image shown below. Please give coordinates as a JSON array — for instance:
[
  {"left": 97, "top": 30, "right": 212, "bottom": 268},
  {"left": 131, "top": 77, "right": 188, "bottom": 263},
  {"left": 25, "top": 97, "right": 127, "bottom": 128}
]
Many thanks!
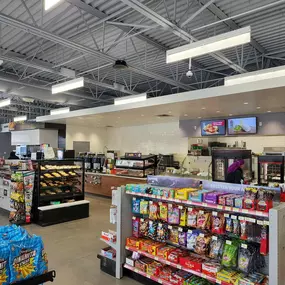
[{"left": 0, "top": 0, "right": 285, "bottom": 285}]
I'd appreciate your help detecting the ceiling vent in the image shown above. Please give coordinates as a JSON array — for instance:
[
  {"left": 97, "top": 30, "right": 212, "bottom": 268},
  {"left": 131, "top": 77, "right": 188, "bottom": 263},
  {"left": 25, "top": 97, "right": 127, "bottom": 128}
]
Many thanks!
[
  {"left": 113, "top": 60, "right": 128, "bottom": 70},
  {"left": 106, "top": 125, "right": 114, "bottom": 128},
  {"left": 156, "top": 114, "right": 173, "bottom": 118}
]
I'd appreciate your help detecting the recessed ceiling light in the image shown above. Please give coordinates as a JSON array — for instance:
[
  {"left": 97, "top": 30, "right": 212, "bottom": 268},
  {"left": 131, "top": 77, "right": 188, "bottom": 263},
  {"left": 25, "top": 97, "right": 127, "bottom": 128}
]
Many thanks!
[
  {"left": 267, "top": 110, "right": 272, "bottom": 113},
  {"left": 184, "top": 114, "right": 188, "bottom": 117},
  {"left": 229, "top": 114, "right": 233, "bottom": 116},
  {"left": 141, "top": 114, "right": 144, "bottom": 117},
  {"left": 198, "top": 117, "right": 202, "bottom": 119},
  {"left": 256, "top": 106, "right": 261, "bottom": 109},
  {"left": 201, "top": 107, "right": 206, "bottom": 110},
  {"left": 244, "top": 102, "right": 249, "bottom": 105},
  {"left": 216, "top": 111, "right": 220, "bottom": 113},
  {"left": 168, "top": 111, "right": 172, "bottom": 114},
  {"left": 118, "top": 117, "right": 120, "bottom": 119}
]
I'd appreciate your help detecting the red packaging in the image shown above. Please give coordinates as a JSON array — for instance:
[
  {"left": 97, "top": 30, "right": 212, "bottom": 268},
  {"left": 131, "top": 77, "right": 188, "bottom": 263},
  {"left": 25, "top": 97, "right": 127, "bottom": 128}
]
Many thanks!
[
  {"left": 211, "top": 212, "right": 225, "bottom": 234},
  {"left": 158, "top": 266, "right": 177, "bottom": 281},
  {"left": 167, "top": 249, "right": 188, "bottom": 264},
  {"left": 260, "top": 225, "right": 269, "bottom": 255},
  {"left": 157, "top": 245, "right": 176, "bottom": 260},
  {"left": 146, "top": 261, "right": 162, "bottom": 276},
  {"left": 179, "top": 256, "right": 203, "bottom": 272},
  {"left": 140, "top": 239, "right": 153, "bottom": 252},
  {"left": 126, "top": 237, "right": 141, "bottom": 249},
  {"left": 202, "top": 261, "right": 221, "bottom": 278},
  {"left": 135, "top": 257, "right": 153, "bottom": 272}
]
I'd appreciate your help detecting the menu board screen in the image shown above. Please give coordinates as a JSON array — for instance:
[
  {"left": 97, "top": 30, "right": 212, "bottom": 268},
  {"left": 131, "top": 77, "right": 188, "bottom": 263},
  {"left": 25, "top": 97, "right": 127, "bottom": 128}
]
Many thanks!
[
  {"left": 201, "top": 120, "right": 226, "bottom": 136},
  {"left": 227, "top": 117, "right": 257, "bottom": 135}
]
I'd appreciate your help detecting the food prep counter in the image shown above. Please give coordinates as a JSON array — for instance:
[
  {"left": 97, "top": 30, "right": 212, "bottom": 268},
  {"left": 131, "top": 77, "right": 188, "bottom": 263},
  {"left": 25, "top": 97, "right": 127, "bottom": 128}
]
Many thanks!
[{"left": 84, "top": 172, "right": 146, "bottom": 197}]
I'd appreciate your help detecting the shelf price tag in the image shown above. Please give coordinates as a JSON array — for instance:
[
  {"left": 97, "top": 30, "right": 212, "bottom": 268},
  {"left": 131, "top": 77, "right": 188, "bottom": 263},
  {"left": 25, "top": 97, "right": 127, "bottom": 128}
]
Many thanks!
[
  {"left": 168, "top": 204, "right": 173, "bottom": 208},
  {"left": 178, "top": 205, "right": 183, "bottom": 209},
  {"left": 202, "top": 203, "right": 207, "bottom": 207},
  {"left": 168, "top": 225, "right": 173, "bottom": 229},
  {"left": 216, "top": 279, "right": 222, "bottom": 284},
  {"left": 178, "top": 227, "right": 183, "bottom": 232},
  {"left": 225, "top": 206, "right": 231, "bottom": 211},
  {"left": 158, "top": 202, "right": 162, "bottom": 205},
  {"left": 212, "top": 236, "right": 218, "bottom": 241},
  {"left": 212, "top": 211, "right": 218, "bottom": 216},
  {"left": 199, "top": 233, "right": 205, "bottom": 238},
  {"left": 264, "top": 220, "right": 270, "bottom": 226},
  {"left": 217, "top": 205, "right": 223, "bottom": 210},
  {"left": 239, "top": 216, "right": 246, "bottom": 221},
  {"left": 231, "top": 215, "right": 237, "bottom": 220},
  {"left": 257, "top": 220, "right": 264, "bottom": 225},
  {"left": 242, "top": 209, "right": 249, "bottom": 213},
  {"left": 149, "top": 201, "right": 153, "bottom": 205},
  {"left": 166, "top": 261, "right": 171, "bottom": 265},
  {"left": 241, "top": 244, "right": 248, "bottom": 249},
  {"left": 146, "top": 274, "right": 151, "bottom": 278},
  {"left": 245, "top": 217, "right": 256, "bottom": 223},
  {"left": 226, "top": 240, "right": 232, "bottom": 245},
  {"left": 132, "top": 216, "right": 136, "bottom": 220},
  {"left": 224, "top": 213, "right": 230, "bottom": 218},
  {"left": 188, "top": 207, "right": 193, "bottom": 212},
  {"left": 188, "top": 229, "right": 192, "bottom": 234},
  {"left": 199, "top": 210, "right": 204, "bottom": 214}
]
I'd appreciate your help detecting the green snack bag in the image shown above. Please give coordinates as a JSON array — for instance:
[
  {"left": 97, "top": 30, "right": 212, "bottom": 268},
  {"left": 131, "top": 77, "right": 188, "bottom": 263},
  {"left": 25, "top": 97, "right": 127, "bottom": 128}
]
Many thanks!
[{"left": 222, "top": 240, "right": 239, "bottom": 268}]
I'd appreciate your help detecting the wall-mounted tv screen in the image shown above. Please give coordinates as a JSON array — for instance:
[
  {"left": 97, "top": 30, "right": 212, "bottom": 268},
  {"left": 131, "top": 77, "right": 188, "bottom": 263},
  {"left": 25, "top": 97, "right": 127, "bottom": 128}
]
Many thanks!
[
  {"left": 227, "top": 117, "right": 257, "bottom": 135},
  {"left": 201, "top": 120, "right": 226, "bottom": 136}
]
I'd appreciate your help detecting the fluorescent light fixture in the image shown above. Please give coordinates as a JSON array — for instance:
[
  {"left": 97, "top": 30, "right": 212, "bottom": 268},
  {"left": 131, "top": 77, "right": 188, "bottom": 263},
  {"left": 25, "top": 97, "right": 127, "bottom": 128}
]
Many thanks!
[
  {"left": 166, "top": 26, "right": 251, "bottom": 63},
  {"left": 225, "top": 65, "right": 285, "bottom": 86},
  {"left": 114, "top": 93, "right": 147, "bottom": 105},
  {"left": 14, "top": 115, "right": 27, "bottom": 122},
  {"left": 50, "top": 107, "right": 70, "bottom": 116},
  {"left": 0, "top": 98, "right": 11, "bottom": 108},
  {"left": 45, "top": 0, "right": 61, "bottom": 10},
  {"left": 52, "top": 77, "right": 84, "bottom": 94}
]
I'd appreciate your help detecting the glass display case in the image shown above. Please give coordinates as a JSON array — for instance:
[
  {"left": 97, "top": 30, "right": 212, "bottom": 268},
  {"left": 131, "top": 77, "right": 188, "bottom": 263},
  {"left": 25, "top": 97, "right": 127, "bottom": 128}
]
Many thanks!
[
  {"left": 115, "top": 155, "right": 157, "bottom": 178},
  {"left": 258, "top": 155, "right": 284, "bottom": 185},
  {"left": 212, "top": 149, "right": 252, "bottom": 182}
]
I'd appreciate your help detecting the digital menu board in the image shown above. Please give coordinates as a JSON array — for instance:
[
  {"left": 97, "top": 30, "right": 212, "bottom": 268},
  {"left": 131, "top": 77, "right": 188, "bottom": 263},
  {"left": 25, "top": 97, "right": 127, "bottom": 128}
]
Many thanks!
[
  {"left": 201, "top": 120, "right": 226, "bottom": 136},
  {"left": 227, "top": 117, "right": 257, "bottom": 135}
]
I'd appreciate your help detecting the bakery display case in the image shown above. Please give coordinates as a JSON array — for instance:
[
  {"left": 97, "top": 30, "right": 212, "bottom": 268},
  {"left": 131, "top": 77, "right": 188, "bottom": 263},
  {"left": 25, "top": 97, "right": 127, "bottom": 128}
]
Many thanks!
[
  {"left": 258, "top": 155, "right": 284, "bottom": 185},
  {"left": 115, "top": 155, "right": 158, "bottom": 178},
  {"left": 33, "top": 159, "right": 89, "bottom": 226},
  {"left": 212, "top": 149, "right": 252, "bottom": 182}
]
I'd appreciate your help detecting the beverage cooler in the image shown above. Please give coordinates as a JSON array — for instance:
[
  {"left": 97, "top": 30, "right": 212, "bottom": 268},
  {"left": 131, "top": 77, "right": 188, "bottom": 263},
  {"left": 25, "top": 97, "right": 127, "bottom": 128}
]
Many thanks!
[
  {"left": 258, "top": 155, "right": 284, "bottom": 185},
  {"left": 211, "top": 148, "right": 252, "bottom": 182}
]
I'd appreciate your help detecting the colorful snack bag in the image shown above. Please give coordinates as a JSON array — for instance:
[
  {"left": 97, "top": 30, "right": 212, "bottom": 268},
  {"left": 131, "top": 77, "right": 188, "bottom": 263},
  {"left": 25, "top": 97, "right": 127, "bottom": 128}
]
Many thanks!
[
  {"left": 178, "top": 229, "right": 187, "bottom": 247},
  {"left": 186, "top": 230, "right": 200, "bottom": 251},
  {"left": 243, "top": 188, "right": 257, "bottom": 210},
  {"left": 221, "top": 240, "right": 239, "bottom": 268},
  {"left": 187, "top": 208, "right": 198, "bottom": 228},
  {"left": 37, "top": 238, "right": 48, "bottom": 275},
  {"left": 148, "top": 221, "right": 158, "bottom": 240},
  {"left": 157, "top": 223, "right": 169, "bottom": 242},
  {"left": 195, "top": 234, "right": 211, "bottom": 256},
  {"left": 225, "top": 217, "right": 233, "bottom": 233},
  {"left": 179, "top": 207, "right": 187, "bottom": 226},
  {"left": 211, "top": 212, "right": 225, "bottom": 234},
  {"left": 139, "top": 219, "right": 149, "bottom": 237},
  {"left": 169, "top": 227, "right": 179, "bottom": 244},
  {"left": 197, "top": 211, "right": 210, "bottom": 230},
  {"left": 132, "top": 217, "right": 140, "bottom": 238},
  {"left": 132, "top": 198, "right": 141, "bottom": 214},
  {"left": 232, "top": 219, "right": 240, "bottom": 236},
  {"left": 0, "top": 244, "right": 10, "bottom": 285},
  {"left": 140, "top": 200, "right": 149, "bottom": 215},
  {"left": 240, "top": 220, "right": 248, "bottom": 240},
  {"left": 159, "top": 202, "right": 168, "bottom": 222},
  {"left": 149, "top": 201, "right": 159, "bottom": 220},
  {"left": 209, "top": 236, "right": 224, "bottom": 260},
  {"left": 238, "top": 244, "right": 254, "bottom": 274},
  {"left": 168, "top": 204, "right": 180, "bottom": 225}
]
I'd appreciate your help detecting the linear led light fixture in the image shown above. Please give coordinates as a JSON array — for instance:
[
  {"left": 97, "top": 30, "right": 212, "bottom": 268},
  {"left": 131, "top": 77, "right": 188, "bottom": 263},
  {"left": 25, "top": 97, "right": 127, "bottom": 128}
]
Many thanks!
[
  {"left": 45, "top": 0, "right": 61, "bottom": 10},
  {"left": 0, "top": 98, "right": 11, "bottom": 108},
  {"left": 114, "top": 93, "right": 147, "bottom": 105},
  {"left": 50, "top": 107, "right": 70, "bottom": 116},
  {"left": 51, "top": 77, "right": 84, "bottom": 94},
  {"left": 225, "top": 65, "right": 285, "bottom": 86},
  {"left": 14, "top": 115, "right": 27, "bottom": 122},
  {"left": 166, "top": 26, "right": 251, "bottom": 63}
]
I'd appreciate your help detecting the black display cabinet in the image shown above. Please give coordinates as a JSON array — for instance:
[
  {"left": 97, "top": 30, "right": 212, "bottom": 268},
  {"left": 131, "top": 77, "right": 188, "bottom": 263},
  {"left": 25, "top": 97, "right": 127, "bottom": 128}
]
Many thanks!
[
  {"left": 258, "top": 155, "right": 284, "bottom": 185},
  {"left": 32, "top": 159, "right": 89, "bottom": 226},
  {"left": 115, "top": 155, "right": 158, "bottom": 178},
  {"left": 211, "top": 149, "right": 252, "bottom": 182}
]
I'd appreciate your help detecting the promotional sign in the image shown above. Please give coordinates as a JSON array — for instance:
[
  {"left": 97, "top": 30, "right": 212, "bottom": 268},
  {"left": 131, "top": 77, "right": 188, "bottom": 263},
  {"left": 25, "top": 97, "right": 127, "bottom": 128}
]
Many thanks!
[
  {"left": 228, "top": 117, "right": 257, "bottom": 135},
  {"left": 201, "top": 120, "right": 226, "bottom": 136}
]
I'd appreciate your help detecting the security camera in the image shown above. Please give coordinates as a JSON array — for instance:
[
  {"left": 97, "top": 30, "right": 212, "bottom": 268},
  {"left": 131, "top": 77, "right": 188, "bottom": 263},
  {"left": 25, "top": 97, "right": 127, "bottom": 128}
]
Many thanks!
[{"left": 186, "top": 70, "right": 193, "bottom": 78}]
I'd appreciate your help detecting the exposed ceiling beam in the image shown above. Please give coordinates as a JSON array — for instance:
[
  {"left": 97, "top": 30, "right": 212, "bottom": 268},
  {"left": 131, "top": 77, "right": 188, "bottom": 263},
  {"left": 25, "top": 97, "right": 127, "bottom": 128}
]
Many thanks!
[
  {"left": 119, "top": 0, "right": 246, "bottom": 73},
  {"left": 0, "top": 12, "right": 193, "bottom": 91},
  {"left": 199, "top": 0, "right": 266, "bottom": 54}
]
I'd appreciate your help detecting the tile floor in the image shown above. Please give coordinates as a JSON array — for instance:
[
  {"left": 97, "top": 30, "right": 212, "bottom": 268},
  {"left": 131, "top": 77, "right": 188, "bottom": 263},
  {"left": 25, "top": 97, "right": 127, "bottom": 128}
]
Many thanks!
[{"left": 0, "top": 195, "right": 140, "bottom": 285}]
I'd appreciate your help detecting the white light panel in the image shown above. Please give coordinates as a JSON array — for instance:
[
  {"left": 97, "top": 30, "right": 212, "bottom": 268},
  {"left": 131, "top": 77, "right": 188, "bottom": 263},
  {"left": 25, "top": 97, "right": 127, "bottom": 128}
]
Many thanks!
[
  {"left": 14, "top": 115, "right": 27, "bottom": 122},
  {"left": 50, "top": 107, "right": 70, "bottom": 116},
  {"left": 0, "top": 98, "right": 11, "bottom": 108},
  {"left": 114, "top": 93, "right": 147, "bottom": 105},
  {"left": 51, "top": 77, "right": 84, "bottom": 94},
  {"left": 45, "top": 0, "right": 61, "bottom": 10},
  {"left": 225, "top": 65, "right": 285, "bottom": 86},
  {"left": 166, "top": 26, "right": 251, "bottom": 63}
]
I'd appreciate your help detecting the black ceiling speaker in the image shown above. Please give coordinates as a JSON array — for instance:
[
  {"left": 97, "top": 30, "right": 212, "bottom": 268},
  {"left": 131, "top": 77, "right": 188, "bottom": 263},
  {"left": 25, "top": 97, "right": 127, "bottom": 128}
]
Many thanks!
[{"left": 113, "top": 60, "right": 128, "bottom": 70}]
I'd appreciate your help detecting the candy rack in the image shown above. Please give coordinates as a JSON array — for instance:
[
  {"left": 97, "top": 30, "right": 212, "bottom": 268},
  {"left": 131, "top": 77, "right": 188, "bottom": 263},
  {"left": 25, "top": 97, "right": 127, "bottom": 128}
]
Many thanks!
[{"left": 110, "top": 175, "right": 285, "bottom": 285}]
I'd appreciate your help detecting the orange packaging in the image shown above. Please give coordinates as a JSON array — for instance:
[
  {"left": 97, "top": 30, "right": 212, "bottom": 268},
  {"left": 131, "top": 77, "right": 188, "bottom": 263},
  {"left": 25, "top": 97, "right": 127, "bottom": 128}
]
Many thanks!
[
  {"left": 157, "top": 245, "right": 176, "bottom": 260},
  {"left": 126, "top": 237, "right": 141, "bottom": 249},
  {"left": 148, "top": 242, "right": 165, "bottom": 255},
  {"left": 140, "top": 239, "right": 154, "bottom": 252}
]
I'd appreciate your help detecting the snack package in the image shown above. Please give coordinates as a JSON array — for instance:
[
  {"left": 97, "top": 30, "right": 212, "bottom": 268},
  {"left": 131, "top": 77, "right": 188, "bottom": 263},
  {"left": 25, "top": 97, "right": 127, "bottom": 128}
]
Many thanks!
[
  {"left": 37, "top": 239, "right": 48, "bottom": 275},
  {"left": 170, "top": 270, "right": 192, "bottom": 284},
  {"left": 178, "top": 230, "right": 187, "bottom": 247},
  {"left": 204, "top": 192, "right": 224, "bottom": 204},
  {"left": 149, "top": 201, "right": 159, "bottom": 220},
  {"left": 257, "top": 189, "right": 274, "bottom": 212},
  {"left": 168, "top": 205, "right": 180, "bottom": 225},
  {"left": 10, "top": 235, "right": 42, "bottom": 283},
  {"left": 157, "top": 246, "right": 176, "bottom": 260},
  {"left": 260, "top": 225, "right": 269, "bottom": 255},
  {"left": 195, "top": 234, "right": 211, "bottom": 255},
  {"left": 148, "top": 221, "right": 158, "bottom": 240},
  {"left": 186, "top": 230, "right": 200, "bottom": 251},
  {"left": 243, "top": 188, "right": 258, "bottom": 210},
  {"left": 209, "top": 236, "right": 224, "bottom": 260},
  {"left": 179, "top": 256, "right": 204, "bottom": 272},
  {"left": 132, "top": 217, "right": 140, "bottom": 238},
  {"left": 232, "top": 219, "right": 240, "bottom": 236},
  {"left": 159, "top": 266, "right": 177, "bottom": 281},
  {"left": 156, "top": 223, "right": 169, "bottom": 242},
  {"left": 240, "top": 220, "right": 248, "bottom": 240},
  {"left": 132, "top": 198, "right": 141, "bottom": 214},
  {"left": 126, "top": 237, "right": 141, "bottom": 248},
  {"left": 134, "top": 257, "right": 153, "bottom": 272},
  {"left": 168, "top": 249, "right": 187, "bottom": 264},
  {"left": 221, "top": 240, "right": 239, "bottom": 268},
  {"left": 169, "top": 227, "right": 179, "bottom": 244},
  {"left": 202, "top": 261, "right": 221, "bottom": 278},
  {"left": 234, "top": 197, "right": 243, "bottom": 209},
  {"left": 0, "top": 244, "right": 10, "bottom": 285},
  {"left": 197, "top": 211, "right": 211, "bottom": 230},
  {"left": 179, "top": 207, "right": 187, "bottom": 226},
  {"left": 146, "top": 261, "right": 162, "bottom": 276},
  {"left": 139, "top": 219, "right": 149, "bottom": 237},
  {"left": 140, "top": 200, "right": 149, "bottom": 215},
  {"left": 187, "top": 208, "right": 198, "bottom": 228},
  {"left": 238, "top": 244, "right": 255, "bottom": 274},
  {"left": 211, "top": 212, "right": 225, "bottom": 234},
  {"left": 159, "top": 203, "right": 168, "bottom": 222}
]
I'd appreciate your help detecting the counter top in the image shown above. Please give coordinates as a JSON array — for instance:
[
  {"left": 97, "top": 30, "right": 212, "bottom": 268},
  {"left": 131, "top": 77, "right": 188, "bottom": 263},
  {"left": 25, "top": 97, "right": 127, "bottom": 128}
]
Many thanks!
[{"left": 83, "top": 171, "right": 147, "bottom": 181}]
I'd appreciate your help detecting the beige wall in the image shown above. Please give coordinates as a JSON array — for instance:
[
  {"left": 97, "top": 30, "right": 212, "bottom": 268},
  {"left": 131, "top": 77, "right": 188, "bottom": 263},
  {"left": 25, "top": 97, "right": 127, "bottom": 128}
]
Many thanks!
[{"left": 66, "top": 124, "right": 107, "bottom": 153}]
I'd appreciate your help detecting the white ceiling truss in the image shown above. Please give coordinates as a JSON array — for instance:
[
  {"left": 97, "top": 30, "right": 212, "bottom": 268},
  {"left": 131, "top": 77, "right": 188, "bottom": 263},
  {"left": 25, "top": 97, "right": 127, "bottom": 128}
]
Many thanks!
[{"left": 0, "top": 0, "right": 284, "bottom": 122}]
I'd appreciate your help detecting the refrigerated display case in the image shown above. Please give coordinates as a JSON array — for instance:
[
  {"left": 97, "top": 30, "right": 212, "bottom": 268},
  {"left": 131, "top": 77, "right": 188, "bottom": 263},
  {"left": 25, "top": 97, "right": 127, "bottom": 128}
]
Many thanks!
[
  {"left": 115, "top": 155, "right": 157, "bottom": 178},
  {"left": 212, "top": 148, "right": 252, "bottom": 182},
  {"left": 258, "top": 155, "right": 284, "bottom": 185}
]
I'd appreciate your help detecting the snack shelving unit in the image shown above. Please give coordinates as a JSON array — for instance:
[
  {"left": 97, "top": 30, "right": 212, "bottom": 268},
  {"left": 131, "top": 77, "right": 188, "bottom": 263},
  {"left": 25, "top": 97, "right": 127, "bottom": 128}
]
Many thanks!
[
  {"left": 106, "top": 175, "right": 285, "bottom": 285},
  {"left": 32, "top": 159, "right": 89, "bottom": 226}
]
